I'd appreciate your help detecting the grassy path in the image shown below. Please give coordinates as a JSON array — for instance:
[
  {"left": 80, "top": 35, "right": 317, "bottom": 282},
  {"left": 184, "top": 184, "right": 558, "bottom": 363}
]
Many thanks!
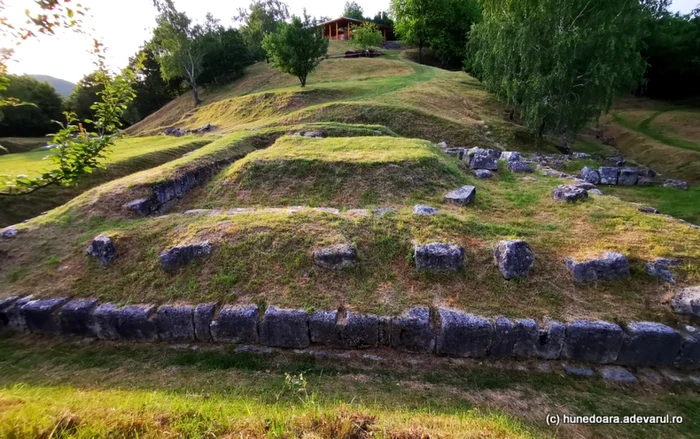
[{"left": 613, "top": 109, "right": 700, "bottom": 154}]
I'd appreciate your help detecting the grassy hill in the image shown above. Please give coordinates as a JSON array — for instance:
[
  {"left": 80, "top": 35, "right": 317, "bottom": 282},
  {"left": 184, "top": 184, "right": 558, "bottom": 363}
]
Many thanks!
[{"left": 28, "top": 74, "right": 76, "bottom": 98}]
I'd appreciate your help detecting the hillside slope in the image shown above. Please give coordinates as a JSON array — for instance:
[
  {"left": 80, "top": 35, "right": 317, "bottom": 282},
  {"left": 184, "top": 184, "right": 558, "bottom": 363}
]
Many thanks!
[{"left": 28, "top": 74, "right": 76, "bottom": 98}]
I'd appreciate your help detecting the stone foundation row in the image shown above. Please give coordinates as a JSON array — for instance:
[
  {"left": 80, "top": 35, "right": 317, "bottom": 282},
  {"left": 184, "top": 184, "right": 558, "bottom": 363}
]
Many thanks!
[{"left": 1, "top": 297, "right": 698, "bottom": 370}]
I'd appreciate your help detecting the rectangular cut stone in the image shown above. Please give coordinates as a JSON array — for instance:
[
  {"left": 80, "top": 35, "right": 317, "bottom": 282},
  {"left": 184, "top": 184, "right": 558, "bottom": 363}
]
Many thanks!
[
  {"left": 675, "top": 331, "right": 700, "bottom": 370},
  {"left": 436, "top": 308, "right": 492, "bottom": 357},
  {"left": 90, "top": 303, "right": 120, "bottom": 340},
  {"left": 378, "top": 316, "right": 391, "bottom": 347},
  {"left": 616, "top": 322, "right": 682, "bottom": 366},
  {"left": 21, "top": 298, "right": 69, "bottom": 334},
  {"left": 513, "top": 319, "right": 538, "bottom": 358},
  {"left": 156, "top": 305, "right": 195, "bottom": 342},
  {"left": 0, "top": 296, "right": 18, "bottom": 327},
  {"left": 210, "top": 305, "right": 259, "bottom": 344},
  {"left": 1, "top": 296, "right": 34, "bottom": 332},
  {"left": 115, "top": 305, "right": 157, "bottom": 342},
  {"left": 489, "top": 317, "right": 516, "bottom": 358},
  {"left": 536, "top": 320, "right": 565, "bottom": 360},
  {"left": 414, "top": 243, "right": 464, "bottom": 271},
  {"left": 309, "top": 310, "right": 379, "bottom": 349},
  {"left": 59, "top": 299, "right": 99, "bottom": 336},
  {"left": 194, "top": 303, "right": 217, "bottom": 342},
  {"left": 618, "top": 168, "right": 638, "bottom": 186},
  {"left": 390, "top": 307, "right": 436, "bottom": 353},
  {"left": 563, "top": 320, "right": 623, "bottom": 363},
  {"left": 599, "top": 167, "right": 619, "bottom": 185},
  {"left": 259, "top": 307, "right": 309, "bottom": 348}
]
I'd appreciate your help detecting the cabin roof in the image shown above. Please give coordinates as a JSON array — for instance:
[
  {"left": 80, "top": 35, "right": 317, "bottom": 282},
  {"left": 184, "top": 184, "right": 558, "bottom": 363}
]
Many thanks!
[{"left": 319, "top": 16, "right": 391, "bottom": 29}]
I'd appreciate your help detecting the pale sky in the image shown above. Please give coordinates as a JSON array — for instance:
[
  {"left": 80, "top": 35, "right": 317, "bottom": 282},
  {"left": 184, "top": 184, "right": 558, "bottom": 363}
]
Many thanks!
[{"left": 4, "top": 0, "right": 698, "bottom": 83}]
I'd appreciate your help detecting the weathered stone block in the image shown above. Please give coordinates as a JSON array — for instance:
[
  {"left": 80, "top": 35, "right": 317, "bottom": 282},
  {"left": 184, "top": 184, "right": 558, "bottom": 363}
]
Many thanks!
[
  {"left": 507, "top": 161, "right": 533, "bottom": 173},
  {"left": 616, "top": 322, "right": 682, "bottom": 366},
  {"left": 489, "top": 317, "right": 516, "bottom": 358},
  {"left": 313, "top": 244, "right": 357, "bottom": 270},
  {"left": 473, "top": 169, "right": 492, "bottom": 179},
  {"left": 599, "top": 167, "right": 619, "bottom": 185},
  {"left": 59, "top": 299, "right": 98, "bottom": 336},
  {"left": 21, "top": 297, "right": 69, "bottom": 334},
  {"left": 675, "top": 330, "right": 700, "bottom": 370},
  {"left": 671, "top": 286, "right": 700, "bottom": 321},
  {"left": 499, "top": 151, "right": 521, "bottom": 162},
  {"left": 125, "top": 198, "right": 153, "bottom": 216},
  {"left": 513, "top": 319, "right": 538, "bottom": 358},
  {"left": 436, "top": 308, "right": 492, "bottom": 357},
  {"left": 390, "top": 307, "right": 436, "bottom": 353},
  {"left": 378, "top": 316, "right": 391, "bottom": 346},
  {"left": 0, "top": 296, "right": 18, "bottom": 327},
  {"left": 562, "top": 364, "right": 595, "bottom": 377},
  {"left": 565, "top": 252, "right": 630, "bottom": 284},
  {"left": 414, "top": 242, "right": 464, "bottom": 270},
  {"left": 563, "top": 320, "right": 623, "bottom": 363},
  {"left": 413, "top": 205, "right": 438, "bottom": 215},
  {"left": 493, "top": 240, "right": 535, "bottom": 280},
  {"left": 374, "top": 207, "right": 397, "bottom": 217},
  {"left": 664, "top": 179, "right": 689, "bottom": 190},
  {"left": 536, "top": 320, "right": 565, "bottom": 360},
  {"left": 470, "top": 155, "right": 498, "bottom": 171},
  {"left": 211, "top": 305, "right": 259, "bottom": 344},
  {"left": 645, "top": 258, "right": 679, "bottom": 283},
  {"left": 86, "top": 234, "right": 118, "bottom": 267},
  {"left": 599, "top": 366, "right": 638, "bottom": 383},
  {"left": 159, "top": 241, "right": 212, "bottom": 272},
  {"left": 309, "top": 310, "right": 379, "bottom": 349},
  {"left": 156, "top": 305, "right": 194, "bottom": 342},
  {"left": 639, "top": 206, "right": 659, "bottom": 214},
  {"left": 618, "top": 168, "right": 638, "bottom": 186},
  {"left": 444, "top": 185, "right": 476, "bottom": 206},
  {"left": 1, "top": 296, "right": 34, "bottom": 332},
  {"left": 580, "top": 167, "right": 600, "bottom": 184},
  {"left": 259, "top": 307, "right": 309, "bottom": 348},
  {"left": 194, "top": 303, "right": 216, "bottom": 342},
  {"left": 115, "top": 305, "right": 157, "bottom": 342},
  {"left": 552, "top": 185, "right": 588, "bottom": 203},
  {"left": 1, "top": 227, "right": 18, "bottom": 238},
  {"left": 90, "top": 303, "right": 120, "bottom": 340}
]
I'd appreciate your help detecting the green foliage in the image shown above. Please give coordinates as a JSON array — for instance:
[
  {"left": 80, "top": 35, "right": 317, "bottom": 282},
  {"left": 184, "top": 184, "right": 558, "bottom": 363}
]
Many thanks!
[
  {"left": 391, "top": 0, "right": 432, "bottom": 60},
  {"left": 197, "top": 16, "right": 251, "bottom": 86},
  {"left": 237, "top": 0, "right": 289, "bottom": 62},
  {"left": 343, "top": 1, "right": 364, "bottom": 20},
  {"left": 0, "top": 75, "right": 63, "bottom": 137},
  {"left": 469, "top": 0, "right": 646, "bottom": 137},
  {"left": 262, "top": 15, "right": 329, "bottom": 87},
  {"left": 423, "top": 0, "right": 481, "bottom": 69},
  {"left": 65, "top": 72, "right": 103, "bottom": 127},
  {"left": 126, "top": 46, "right": 183, "bottom": 124},
  {"left": 351, "top": 23, "right": 383, "bottom": 50},
  {"left": 370, "top": 11, "right": 394, "bottom": 28}
]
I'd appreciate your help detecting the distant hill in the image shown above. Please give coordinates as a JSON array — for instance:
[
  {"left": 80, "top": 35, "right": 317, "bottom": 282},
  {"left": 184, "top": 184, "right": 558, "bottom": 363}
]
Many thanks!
[{"left": 28, "top": 74, "right": 76, "bottom": 98}]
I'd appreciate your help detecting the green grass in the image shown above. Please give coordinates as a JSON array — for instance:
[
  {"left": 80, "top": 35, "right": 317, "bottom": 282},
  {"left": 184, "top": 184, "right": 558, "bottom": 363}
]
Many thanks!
[
  {"left": 615, "top": 109, "right": 700, "bottom": 154},
  {"left": 0, "top": 137, "right": 50, "bottom": 154},
  {"left": 604, "top": 185, "right": 700, "bottom": 225},
  {"left": 1, "top": 337, "right": 699, "bottom": 439}
]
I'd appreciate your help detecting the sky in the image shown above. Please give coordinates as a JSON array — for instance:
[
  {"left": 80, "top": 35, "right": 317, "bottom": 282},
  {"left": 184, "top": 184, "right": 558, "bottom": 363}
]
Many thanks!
[{"left": 4, "top": 0, "right": 699, "bottom": 84}]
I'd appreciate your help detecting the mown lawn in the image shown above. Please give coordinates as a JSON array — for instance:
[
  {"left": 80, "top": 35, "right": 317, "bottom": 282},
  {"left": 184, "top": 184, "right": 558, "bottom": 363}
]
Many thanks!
[{"left": 0, "top": 336, "right": 698, "bottom": 439}]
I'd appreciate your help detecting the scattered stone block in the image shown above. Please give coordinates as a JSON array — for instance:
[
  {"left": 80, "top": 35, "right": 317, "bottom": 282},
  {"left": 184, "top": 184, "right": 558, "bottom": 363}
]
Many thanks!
[
  {"left": 671, "top": 286, "right": 700, "bottom": 321},
  {"left": 159, "top": 241, "right": 212, "bottom": 272},
  {"left": 414, "top": 242, "right": 464, "bottom": 270},
  {"left": 618, "top": 168, "right": 638, "bottom": 186},
  {"left": 599, "top": 167, "right": 619, "bottom": 185},
  {"left": 573, "top": 181, "right": 597, "bottom": 191},
  {"left": 59, "top": 299, "right": 98, "bottom": 336},
  {"left": 89, "top": 303, "right": 120, "bottom": 340},
  {"left": 194, "top": 303, "right": 216, "bottom": 342},
  {"left": 639, "top": 206, "right": 659, "bottom": 214},
  {"left": 211, "top": 305, "right": 259, "bottom": 344},
  {"left": 437, "top": 141, "right": 448, "bottom": 149},
  {"left": 563, "top": 320, "right": 623, "bottom": 363},
  {"left": 115, "top": 305, "right": 157, "bottom": 342},
  {"left": 588, "top": 189, "right": 603, "bottom": 196},
  {"left": 373, "top": 207, "right": 397, "bottom": 217},
  {"left": 599, "top": 366, "right": 638, "bottom": 383},
  {"left": 21, "top": 298, "right": 69, "bottom": 334},
  {"left": 259, "top": 307, "right": 309, "bottom": 349},
  {"left": 303, "top": 131, "right": 324, "bottom": 138},
  {"left": 572, "top": 152, "right": 591, "bottom": 159},
  {"left": 86, "top": 234, "right": 118, "bottom": 267},
  {"left": 493, "top": 240, "right": 535, "bottom": 280},
  {"left": 507, "top": 161, "right": 534, "bottom": 173},
  {"left": 513, "top": 319, "right": 538, "bottom": 358},
  {"left": 413, "top": 205, "right": 438, "bottom": 215},
  {"left": 1, "top": 227, "right": 17, "bottom": 238},
  {"left": 444, "top": 185, "right": 476, "bottom": 206},
  {"left": 309, "top": 310, "right": 379, "bottom": 349},
  {"left": 565, "top": 252, "right": 630, "bottom": 284},
  {"left": 444, "top": 148, "right": 466, "bottom": 160},
  {"left": 390, "top": 307, "right": 436, "bottom": 353},
  {"left": 552, "top": 185, "right": 588, "bottom": 203},
  {"left": 470, "top": 155, "right": 499, "bottom": 171},
  {"left": 562, "top": 364, "right": 595, "bottom": 377},
  {"left": 645, "top": 258, "right": 679, "bottom": 283},
  {"left": 313, "top": 244, "right": 357, "bottom": 270},
  {"left": 125, "top": 198, "right": 153, "bottom": 216},
  {"left": 674, "top": 330, "right": 700, "bottom": 370},
  {"left": 436, "top": 308, "right": 492, "bottom": 357},
  {"left": 489, "top": 317, "right": 516, "bottom": 358},
  {"left": 473, "top": 169, "right": 493, "bottom": 178},
  {"left": 156, "top": 305, "right": 195, "bottom": 342},
  {"left": 616, "top": 322, "right": 682, "bottom": 366},
  {"left": 664, "top": 179, "right": 689, "bottom": 190},
  {"left": 499, "top": 151, "right": 521, "bottom": 162}
]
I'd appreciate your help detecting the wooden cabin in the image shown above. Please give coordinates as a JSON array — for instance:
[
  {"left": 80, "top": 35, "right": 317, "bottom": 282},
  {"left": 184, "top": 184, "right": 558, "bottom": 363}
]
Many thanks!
[{"left": 320, "top": 17, "right": 392, "bottom": 42}]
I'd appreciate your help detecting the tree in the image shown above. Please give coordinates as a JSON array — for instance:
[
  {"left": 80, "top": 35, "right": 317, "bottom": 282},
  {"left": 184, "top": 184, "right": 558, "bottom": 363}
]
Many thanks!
[
  {"left": 262, "top": 14, "right": 329, "bottom": 87},
  {"left": 127, "top": 46, "right": 184, "bottom": 124},
  {"left": 151, "top": 0, "right": 204, "bottom": 105},
  {"left": 343, "top": 1, "right": 364, "bottom": 20},
  {"left": 236, "top": 0, "right": 289, "bottom": 62},
  {"left": 425, "top": 0, "right": 481, "bottom": 69},
  {"left": 196, "top": 17, "right": 251, "bottom": 86},
  {"left": 351, "top": 23, "right": 383, "bottom": 50},
  {"left": 0, "top": 75, "right": 63, "bottom": 137},
  {"left": 65, "top": 72, "right": 103, "bottom": 124},
  {"left": 371, "top": 11, "right": 394, "bottom": 28},
  {"left": 469, "top": 0, "right": 646, "bottom": 139},
  {"left": 391, "top": 0, "right": 433, "bottom": 63}
]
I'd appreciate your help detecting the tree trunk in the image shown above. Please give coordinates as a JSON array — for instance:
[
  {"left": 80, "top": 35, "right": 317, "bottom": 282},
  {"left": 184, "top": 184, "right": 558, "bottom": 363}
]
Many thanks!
[
  {"left": 418, "top": 42, "right": 423, "bottom": 64},
  {"left": 192, "top": 83, "right": 202, "bottom": 106},
  {"left": 299, "top": 75, "right": 306, "bottom": 87},
  {"left": 509, "top": 108, "right": 515, "bottom": 121},
  {"left": 538, "top": 121, "right": 546, "bottom": 138}
]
